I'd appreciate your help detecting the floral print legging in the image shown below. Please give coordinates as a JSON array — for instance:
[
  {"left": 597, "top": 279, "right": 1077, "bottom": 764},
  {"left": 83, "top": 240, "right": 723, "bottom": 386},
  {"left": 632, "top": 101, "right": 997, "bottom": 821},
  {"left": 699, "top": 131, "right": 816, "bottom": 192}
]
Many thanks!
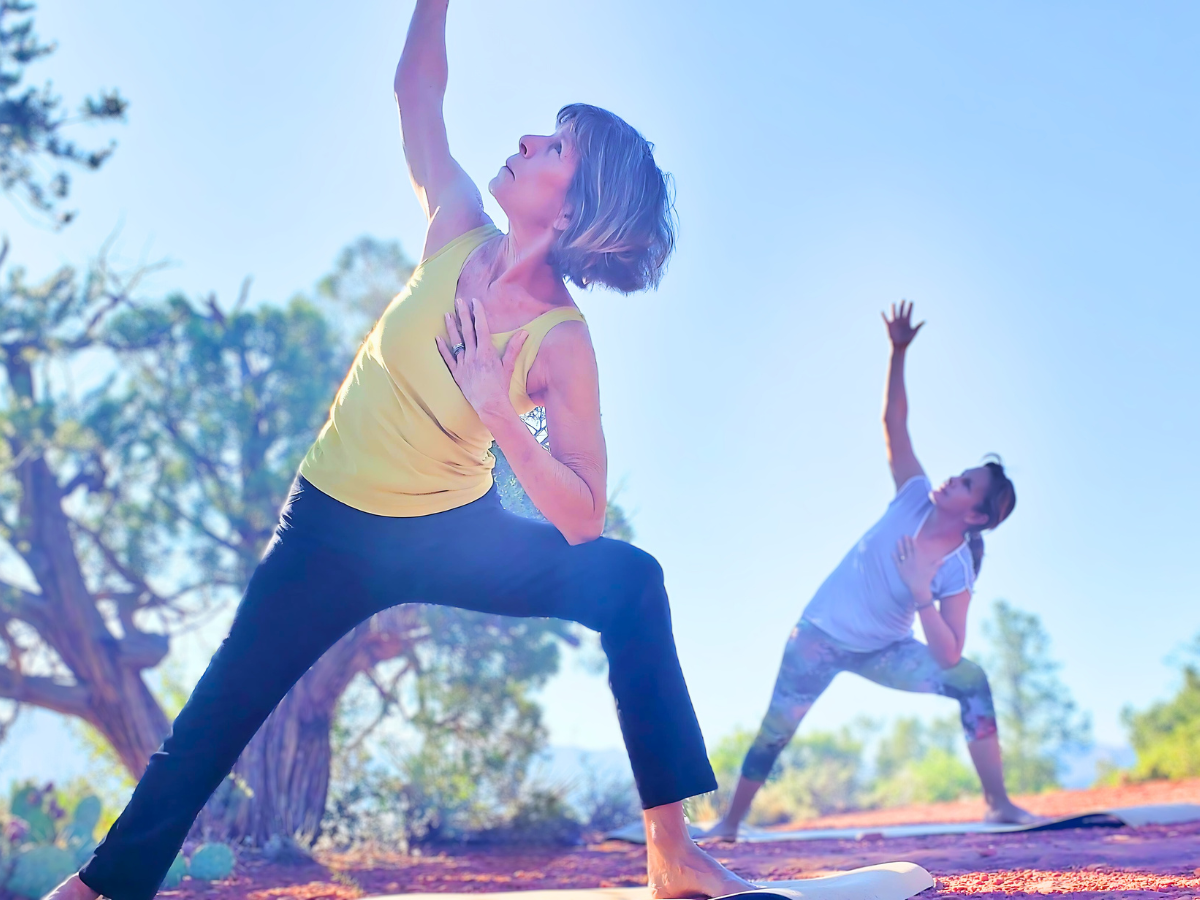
[{"left": 741, "top": 619, "right": 999, "bottom": 781}]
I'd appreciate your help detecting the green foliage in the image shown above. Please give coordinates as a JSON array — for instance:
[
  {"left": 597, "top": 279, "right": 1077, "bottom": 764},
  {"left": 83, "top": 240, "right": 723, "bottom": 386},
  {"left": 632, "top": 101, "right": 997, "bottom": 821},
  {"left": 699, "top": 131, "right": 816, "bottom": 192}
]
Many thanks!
[
  {"left": 982, "top": 600, "right": 1092, "bottom": 794},
  {"left": 103, "top": 291, "right": 346, "bottom": 587},
  {"left": 161, "top": 852, "right": 188, "bottom": 889},
  {"left": 709, "top": 728, "right": 756, "bottom": 785},
  {"left": 0, "top": 1, "right": 127, "bottom": 227},
  {"left": 187, "top": 842, "right": 236, "bottom": 881},
  {"left": 701, "top": 713, "right": 983, "bottom": 825},
  {"left": 464, "top": 788, "right": 584, "bottom": 846},
  {"left": 9, "top": 784, "right": 56, "bottom": 844},
  {"left": 326, "top": 600, "right": 570, "bottom": 847},
  {"left": 5, "top": 844, "right": 74, "bottom": 898},
  {"left": 868, "top": 716, "right": 978, "bottom": 806},
  {"left": 573, "top": 764, "right": 640, "bottom": 834},
  {"left": 698, "top": 723, "right": 875, "bottom": 824},
  {"left": 4, "top": 782, "right": 103, "bottom": 862},
  {"left": 1119, "top": 638, "right": 1200, "bottom": 781},
  {"left": 315, "top": 235, "right": 415, "bottom": 343},
  {"left": 763, "top": 724, "right": 870, "bottom": 820}
]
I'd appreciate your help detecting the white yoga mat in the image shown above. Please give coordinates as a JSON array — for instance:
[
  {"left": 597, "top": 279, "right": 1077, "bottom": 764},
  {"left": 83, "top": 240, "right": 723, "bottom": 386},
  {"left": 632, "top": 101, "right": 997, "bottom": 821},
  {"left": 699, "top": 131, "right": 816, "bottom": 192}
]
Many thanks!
[
  {"left": 368, "top": 863, "right": 934, "bottom": 900},
  {"left": 605, "top": 803, "right": 1200, "bottom": 845}
]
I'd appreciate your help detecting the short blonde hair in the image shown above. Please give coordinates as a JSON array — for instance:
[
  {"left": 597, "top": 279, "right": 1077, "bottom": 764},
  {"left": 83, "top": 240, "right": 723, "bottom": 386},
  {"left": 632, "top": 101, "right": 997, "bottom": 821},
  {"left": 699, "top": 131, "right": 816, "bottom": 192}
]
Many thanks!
[{"left": 550, "top": 104, "right": 676, "bottom": 294}]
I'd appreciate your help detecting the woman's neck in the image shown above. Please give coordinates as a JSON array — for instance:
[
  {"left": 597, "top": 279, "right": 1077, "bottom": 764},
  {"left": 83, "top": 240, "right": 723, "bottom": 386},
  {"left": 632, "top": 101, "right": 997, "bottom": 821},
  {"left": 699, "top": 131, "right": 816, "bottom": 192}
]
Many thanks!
[
  {"left": 922, "top": 506, "right": 969, "bottom": 550},
  {"left": 489, "top": 225, "right": 568, "bottom": 303}
]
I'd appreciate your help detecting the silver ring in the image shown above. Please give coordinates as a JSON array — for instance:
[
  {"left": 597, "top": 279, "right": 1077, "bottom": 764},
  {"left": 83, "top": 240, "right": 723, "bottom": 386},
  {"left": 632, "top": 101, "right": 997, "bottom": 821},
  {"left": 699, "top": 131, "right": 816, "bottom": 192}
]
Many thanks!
[
  {"left": 451, "top": 342, "right": 466, "bottom": 358},
  {"left": 898, "top": 554, "right": 907, "bottom": 561}
]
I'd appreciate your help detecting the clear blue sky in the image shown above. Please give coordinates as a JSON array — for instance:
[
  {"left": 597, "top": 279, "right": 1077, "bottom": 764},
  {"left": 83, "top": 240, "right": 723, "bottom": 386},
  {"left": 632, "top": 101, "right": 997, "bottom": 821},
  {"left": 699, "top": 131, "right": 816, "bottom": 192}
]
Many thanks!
[{"left": 3, "top": 1, "right": 1199, "bottom": 782}]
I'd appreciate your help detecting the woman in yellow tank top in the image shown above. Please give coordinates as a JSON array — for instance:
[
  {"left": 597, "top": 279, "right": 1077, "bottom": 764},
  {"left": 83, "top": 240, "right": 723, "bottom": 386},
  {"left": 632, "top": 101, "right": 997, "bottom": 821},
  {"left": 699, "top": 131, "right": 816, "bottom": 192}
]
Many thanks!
[{"left": 62, "top": 3, "right": 751, "bottom": 900}]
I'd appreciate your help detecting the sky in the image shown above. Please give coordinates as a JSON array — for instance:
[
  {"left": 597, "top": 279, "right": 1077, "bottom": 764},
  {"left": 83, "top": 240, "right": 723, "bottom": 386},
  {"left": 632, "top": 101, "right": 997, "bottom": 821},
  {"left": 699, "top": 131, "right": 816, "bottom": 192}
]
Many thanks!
[{"left": 2, "top": 1, "right": 1199, "bottom": 786}]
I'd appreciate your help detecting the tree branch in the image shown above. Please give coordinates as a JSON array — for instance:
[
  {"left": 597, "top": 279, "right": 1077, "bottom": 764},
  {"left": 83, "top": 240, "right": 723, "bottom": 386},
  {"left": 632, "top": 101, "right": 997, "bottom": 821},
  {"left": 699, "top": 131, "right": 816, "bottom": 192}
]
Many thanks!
[
  {"left": 0, "top": 667, "right": 92, "bottom": 720},
  {"left": 0, "top": 580, "right": 50, "bottom": 632},
  {"left": 149, "top": 490, "right": 242, "bottom": 556},
  {"left": 70, "top": 517, "right": 156, "bottom": 601}
]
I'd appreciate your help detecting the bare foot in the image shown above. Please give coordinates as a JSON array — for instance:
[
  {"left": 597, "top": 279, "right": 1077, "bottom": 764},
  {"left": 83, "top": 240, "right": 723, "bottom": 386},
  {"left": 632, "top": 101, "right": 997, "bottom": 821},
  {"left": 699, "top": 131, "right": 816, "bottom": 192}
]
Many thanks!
[
  {"left": 647, "top": 839, "right": 755, "bottom": 899},
  {"left": 984, "top": 802, "right": 1044, "bottom": 825},
  {"left": 43, "top": 874, "right": 98, "bottom": 900},
  {"left": 697, "top": 818, "right": 739, "bottom": 843}
]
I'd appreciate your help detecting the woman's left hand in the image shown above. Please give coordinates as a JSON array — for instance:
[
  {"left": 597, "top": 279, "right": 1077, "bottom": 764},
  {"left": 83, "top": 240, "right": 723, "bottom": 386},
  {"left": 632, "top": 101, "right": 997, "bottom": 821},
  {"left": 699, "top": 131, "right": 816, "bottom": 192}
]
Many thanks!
[
  {"left": 894, "top": 535, "right": 940, "bottom": 606},
  {"left": 436, "top": 297, "right": 528, "bottom": 421}
]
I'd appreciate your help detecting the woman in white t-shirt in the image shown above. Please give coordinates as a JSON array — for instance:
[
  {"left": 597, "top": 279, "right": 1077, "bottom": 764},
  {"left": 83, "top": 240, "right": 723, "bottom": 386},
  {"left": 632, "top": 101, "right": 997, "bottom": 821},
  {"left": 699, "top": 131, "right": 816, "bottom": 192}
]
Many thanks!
[{"left": 705, "top": 301, "right": 1034, "bottom": 840}]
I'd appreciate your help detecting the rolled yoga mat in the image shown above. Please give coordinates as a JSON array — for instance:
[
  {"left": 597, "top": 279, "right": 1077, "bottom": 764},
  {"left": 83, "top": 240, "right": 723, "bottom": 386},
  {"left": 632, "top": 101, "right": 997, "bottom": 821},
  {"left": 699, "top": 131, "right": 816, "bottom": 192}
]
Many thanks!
[
  {"left": 605, "top": 803, "right": 1200, "bottom": 845},
  {"left": 368, "top": 862, "right": 934, "bottom": 900}
]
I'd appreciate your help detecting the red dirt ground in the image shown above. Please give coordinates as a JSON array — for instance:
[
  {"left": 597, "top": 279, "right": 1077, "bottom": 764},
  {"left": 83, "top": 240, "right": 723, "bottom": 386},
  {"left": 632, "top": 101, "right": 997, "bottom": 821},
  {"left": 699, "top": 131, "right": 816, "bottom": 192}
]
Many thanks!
[{"left": 159, "top": 779, "right": 1200, "bottom": 900}]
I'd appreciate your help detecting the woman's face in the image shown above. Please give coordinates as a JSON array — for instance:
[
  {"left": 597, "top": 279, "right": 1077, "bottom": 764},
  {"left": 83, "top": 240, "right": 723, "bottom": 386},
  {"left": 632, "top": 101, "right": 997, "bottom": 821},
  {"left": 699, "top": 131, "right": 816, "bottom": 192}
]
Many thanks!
[
  {"left": 930, "top": 466, "right": 992, "bottom": 526},
  {"left": 488, "top": 127, "right": 578, "bottom": 232}
]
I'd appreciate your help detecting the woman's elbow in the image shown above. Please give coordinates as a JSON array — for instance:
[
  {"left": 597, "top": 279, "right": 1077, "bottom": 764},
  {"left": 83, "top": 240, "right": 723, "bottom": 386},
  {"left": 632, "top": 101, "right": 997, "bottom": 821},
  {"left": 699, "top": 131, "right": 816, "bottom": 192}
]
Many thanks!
[
  {"left": 393, "top": 64, "right": 426, "bottom": 107},
  {"left": 562, "top": 512, "right": 605, "bottom": 546},
  {"left": 393, "top": 70, "right": 415, "bottom": 107},
  {"left": 936, "top": 649, "right": 964, "bottom": 669}
]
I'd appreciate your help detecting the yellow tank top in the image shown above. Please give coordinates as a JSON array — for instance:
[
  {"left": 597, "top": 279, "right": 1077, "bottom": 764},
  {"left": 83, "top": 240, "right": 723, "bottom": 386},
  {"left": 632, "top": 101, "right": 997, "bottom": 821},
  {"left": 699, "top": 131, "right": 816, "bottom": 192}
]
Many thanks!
[{"left": 299, "top": 224, "right": 587, "bottom": 517}]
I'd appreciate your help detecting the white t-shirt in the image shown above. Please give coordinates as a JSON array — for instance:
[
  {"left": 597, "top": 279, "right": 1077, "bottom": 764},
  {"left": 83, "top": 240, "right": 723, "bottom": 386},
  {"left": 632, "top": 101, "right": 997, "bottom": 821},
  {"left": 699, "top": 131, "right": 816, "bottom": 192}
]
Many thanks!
[{"left": 802, "top": 475, "right": 976, "bottom": 652}]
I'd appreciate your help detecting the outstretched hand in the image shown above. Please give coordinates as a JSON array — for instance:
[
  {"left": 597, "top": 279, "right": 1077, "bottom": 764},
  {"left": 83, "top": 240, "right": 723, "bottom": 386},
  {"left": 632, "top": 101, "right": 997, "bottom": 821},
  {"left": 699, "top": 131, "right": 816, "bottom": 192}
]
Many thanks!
[
  {"left": 435, "top": 297, "right": 528, "bottom": 421},
  {"left": 882, "top": 300, "right": 925, "bottom": 348}
]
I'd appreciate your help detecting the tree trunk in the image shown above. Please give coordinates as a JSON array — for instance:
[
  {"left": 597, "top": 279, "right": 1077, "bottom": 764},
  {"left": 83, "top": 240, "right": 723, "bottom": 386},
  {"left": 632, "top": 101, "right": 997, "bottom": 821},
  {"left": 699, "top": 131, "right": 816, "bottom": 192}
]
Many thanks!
[
  {"left": 198, "top": 607, "right": 421, "bottom": 844},
  {"left": 3, "top": 445, "right": 171, "bottom": 775}
]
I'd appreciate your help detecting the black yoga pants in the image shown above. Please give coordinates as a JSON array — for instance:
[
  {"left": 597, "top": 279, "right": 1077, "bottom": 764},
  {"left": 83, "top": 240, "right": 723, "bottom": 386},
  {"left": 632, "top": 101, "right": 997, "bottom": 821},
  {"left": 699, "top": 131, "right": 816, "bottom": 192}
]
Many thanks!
[{"left": 80, "top": 477, "right": 716, "bottom": 900}]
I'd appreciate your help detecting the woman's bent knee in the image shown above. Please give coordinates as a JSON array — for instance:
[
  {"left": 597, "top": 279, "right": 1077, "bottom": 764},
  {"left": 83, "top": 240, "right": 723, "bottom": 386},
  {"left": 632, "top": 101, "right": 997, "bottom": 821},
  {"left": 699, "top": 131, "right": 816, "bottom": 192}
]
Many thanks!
[
  {"left": 604, "top": 539, "right": 663, "bottom": 583},
  {"left": 589, "top": 539, "right": 668, "bottom": 630},
  {"left": 943, "top": 656, "right": 989, "bottom": 693},
  {"left": 943, "top": 658, "right": 998, "bottom": 741}
]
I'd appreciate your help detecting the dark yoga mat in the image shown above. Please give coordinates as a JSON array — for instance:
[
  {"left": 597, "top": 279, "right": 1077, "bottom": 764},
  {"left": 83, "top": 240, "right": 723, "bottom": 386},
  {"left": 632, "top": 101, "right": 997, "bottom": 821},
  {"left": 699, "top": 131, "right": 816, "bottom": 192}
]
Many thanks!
[{"left": 605, "top": 803, "right": 1200, "bottom": 844}]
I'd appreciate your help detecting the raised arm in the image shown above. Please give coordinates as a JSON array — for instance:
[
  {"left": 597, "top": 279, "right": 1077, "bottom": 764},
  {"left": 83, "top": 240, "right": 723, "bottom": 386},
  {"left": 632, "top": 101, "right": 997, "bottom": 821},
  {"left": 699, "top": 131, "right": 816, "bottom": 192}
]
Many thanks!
[
  {"left": 881, "top": 301, "right": 926, "bottom": 491},
  {"left": 394, "top": 0, "right": 490, "bottom": 260}
]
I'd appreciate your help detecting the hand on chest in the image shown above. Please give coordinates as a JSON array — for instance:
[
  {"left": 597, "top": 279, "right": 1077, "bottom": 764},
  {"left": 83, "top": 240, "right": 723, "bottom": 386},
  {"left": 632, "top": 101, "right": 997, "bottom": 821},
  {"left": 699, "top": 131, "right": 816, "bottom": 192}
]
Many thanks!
[{"left": 454, "top": 258, "right": 546, "bottom": 337}]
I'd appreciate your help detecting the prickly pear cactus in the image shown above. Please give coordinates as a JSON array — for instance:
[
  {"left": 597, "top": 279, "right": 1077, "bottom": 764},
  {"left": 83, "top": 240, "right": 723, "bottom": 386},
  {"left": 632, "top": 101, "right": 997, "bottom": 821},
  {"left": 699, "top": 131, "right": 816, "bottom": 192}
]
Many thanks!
[
  {"left": 188, "top": 842, "right": 235, "bottom": 881},
  {"left": 6, "top": 845, "right": 75, "bottom": 899},
  {"left": 70, "top": 838, "right": 98, "bottom": 868},
  {"left": 0, "top": 839, "right": 13, "bottom": 890},
  {"left": 63, "top": 795, "right": 101, "bottom": 843},
  {"left": 9, "top": 786, "right": 55, "bottom": 845},
  {"left": 161, "top": 851, "right": 188, "bottom": 889}
]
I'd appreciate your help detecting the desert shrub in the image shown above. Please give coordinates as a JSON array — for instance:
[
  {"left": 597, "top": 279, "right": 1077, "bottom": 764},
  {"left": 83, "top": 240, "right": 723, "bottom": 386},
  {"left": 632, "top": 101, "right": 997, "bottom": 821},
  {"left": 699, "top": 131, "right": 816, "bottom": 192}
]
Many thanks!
[
  {"left": 573, "top": 765, "right": 640, "bottom": 834},
  {"left": 758, "top": 725, "right": 869, "bottom": 821},
  {"left": 1119, "top": 645, "right": 1200, "bottom": 782},
  {"left": 0, "top": 782, "right": 110, "bottom": 897},
  {"left": 690, "top": 723, "right": 870, "bottom": 825},
  {"left": 868, "top": 716, "right": 979, "bottom": 806},
  {"left": 983, "top": 600, "right": 1092, "bottom": 793},
  {"left": 460, "top": 788, "right": 584, "bottom": 846}
]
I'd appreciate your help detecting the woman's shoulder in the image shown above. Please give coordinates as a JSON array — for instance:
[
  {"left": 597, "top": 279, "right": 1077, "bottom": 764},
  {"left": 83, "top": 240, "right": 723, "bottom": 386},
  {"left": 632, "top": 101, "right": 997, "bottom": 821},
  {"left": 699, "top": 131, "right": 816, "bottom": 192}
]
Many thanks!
[
  {"left": 419, "top": 213, "right": 498, "bottom": 266},
  {"left": 888, "top": 474, "right": 932, "bottom": 510},
  {"left": 524, "top": 313, "right": 595, "bottom": 402},
  {"left": 531, "top": 311, "right": 592, "bottom": 365}
]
